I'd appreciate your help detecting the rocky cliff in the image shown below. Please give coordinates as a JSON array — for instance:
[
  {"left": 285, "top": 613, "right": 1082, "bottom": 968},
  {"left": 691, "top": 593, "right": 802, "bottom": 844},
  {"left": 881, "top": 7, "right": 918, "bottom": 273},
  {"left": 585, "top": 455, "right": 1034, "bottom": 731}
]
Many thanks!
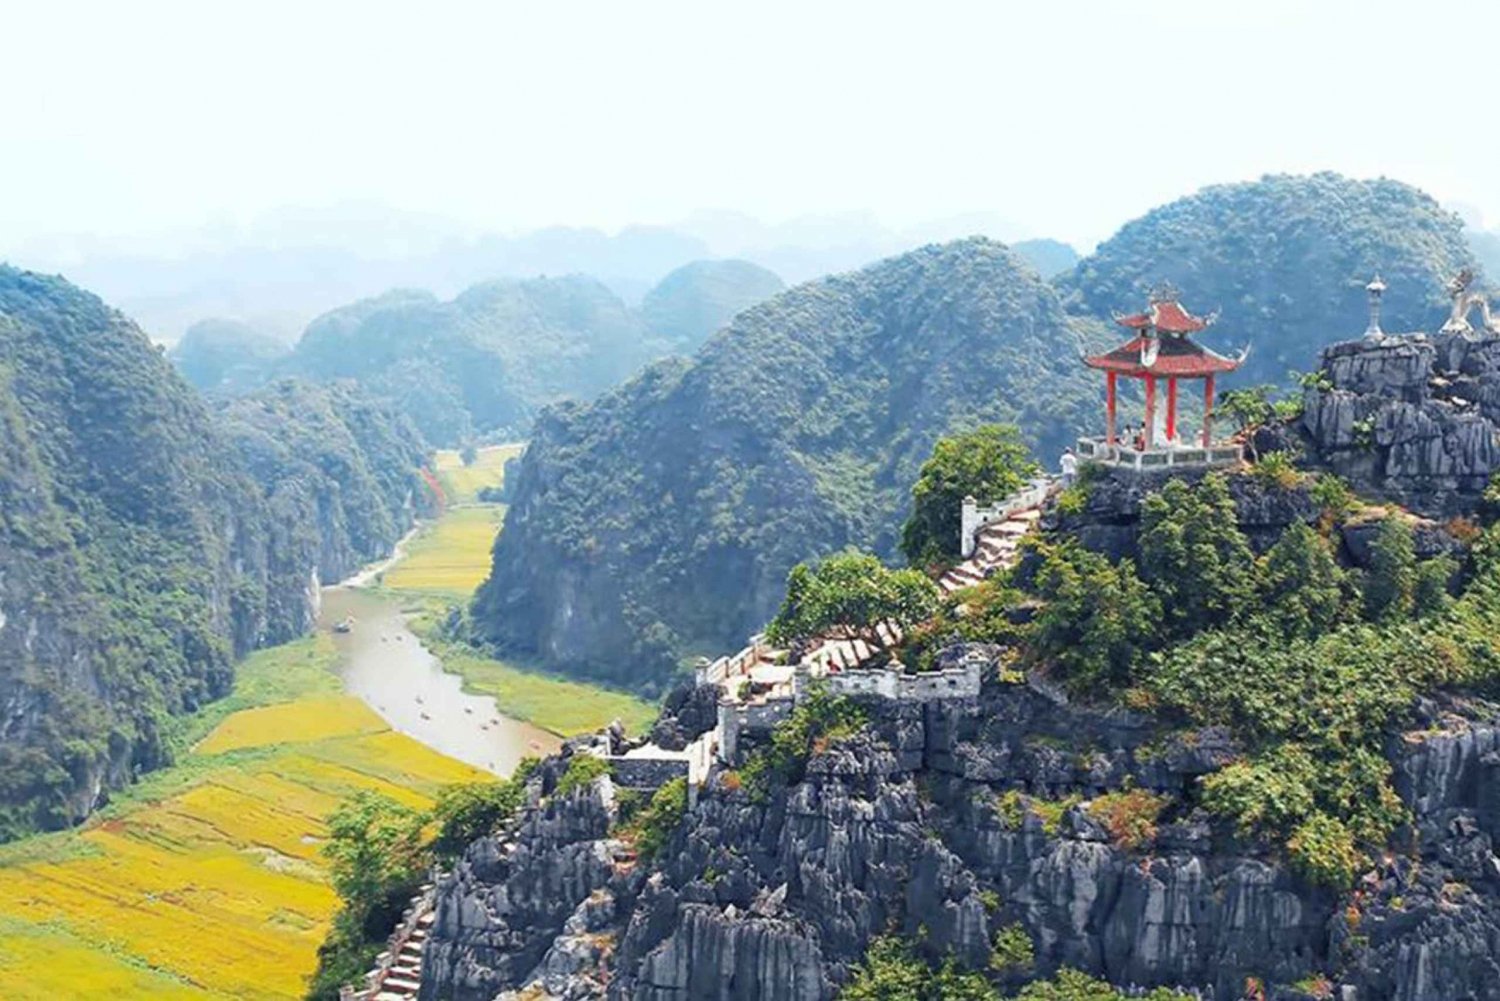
[
  {"left": 418, "top": 663, "right": 1500, "bottom": 1001},
  {"left": 1301, "top": 331, "right": 1500, "bottom": 517}
]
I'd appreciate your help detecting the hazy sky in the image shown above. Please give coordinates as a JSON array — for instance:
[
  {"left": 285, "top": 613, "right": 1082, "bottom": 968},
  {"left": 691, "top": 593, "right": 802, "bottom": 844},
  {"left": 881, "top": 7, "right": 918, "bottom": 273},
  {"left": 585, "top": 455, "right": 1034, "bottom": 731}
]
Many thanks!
[{"left": 4, "top": 0, "right": 1498, "bottom": 258}]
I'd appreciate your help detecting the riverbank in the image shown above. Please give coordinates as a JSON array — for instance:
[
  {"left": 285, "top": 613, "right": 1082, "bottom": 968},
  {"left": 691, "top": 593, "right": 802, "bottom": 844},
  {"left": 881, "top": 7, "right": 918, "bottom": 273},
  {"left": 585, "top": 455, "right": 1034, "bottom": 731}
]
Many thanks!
[{"left": 362, "top": 443, "right": 658, "bottom": 738}]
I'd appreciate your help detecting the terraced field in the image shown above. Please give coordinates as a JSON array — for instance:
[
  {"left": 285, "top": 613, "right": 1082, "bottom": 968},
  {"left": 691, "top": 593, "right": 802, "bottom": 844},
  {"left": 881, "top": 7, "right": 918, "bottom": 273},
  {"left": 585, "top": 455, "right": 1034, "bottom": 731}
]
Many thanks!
[{"left": 0, "top": 638, "right": 484, "bottom": 1000}]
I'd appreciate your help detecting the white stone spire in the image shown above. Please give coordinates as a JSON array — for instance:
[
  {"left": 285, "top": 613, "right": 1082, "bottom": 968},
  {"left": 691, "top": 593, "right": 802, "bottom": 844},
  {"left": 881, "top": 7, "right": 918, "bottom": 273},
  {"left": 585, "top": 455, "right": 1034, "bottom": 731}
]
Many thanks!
[{"left": 1365, "top": 274, "right": 1387, "bottom": 338}]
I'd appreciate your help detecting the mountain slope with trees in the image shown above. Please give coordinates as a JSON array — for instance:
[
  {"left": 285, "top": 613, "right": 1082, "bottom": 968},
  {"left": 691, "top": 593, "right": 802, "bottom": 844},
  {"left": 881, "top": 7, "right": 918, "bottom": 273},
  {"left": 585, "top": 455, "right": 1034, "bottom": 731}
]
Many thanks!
[
  {"left": 0, "top": 267, "right": 431, "bottom": 838},
  {"left": 272, "top": 264, "right": 787, "bottom": 446},
  {"left": 473, "top": 238, "right": 1104, "bottom": 691},
  {"left": 168, "top": 317, "right": 289, "bottom": 394},
  {"left": 639, "top": 258, "right": 785, "bottom": 351},
  {"left": 1059, "top": 173, "right": 1477, "bottom": 385}
]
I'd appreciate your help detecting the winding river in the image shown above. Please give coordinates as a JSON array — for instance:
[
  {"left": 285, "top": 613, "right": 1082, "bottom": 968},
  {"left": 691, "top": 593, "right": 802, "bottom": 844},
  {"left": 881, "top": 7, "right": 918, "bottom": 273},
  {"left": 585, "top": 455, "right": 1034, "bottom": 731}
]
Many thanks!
[{"left": 318, "top": 571, "right": 560, "bottom": 777}]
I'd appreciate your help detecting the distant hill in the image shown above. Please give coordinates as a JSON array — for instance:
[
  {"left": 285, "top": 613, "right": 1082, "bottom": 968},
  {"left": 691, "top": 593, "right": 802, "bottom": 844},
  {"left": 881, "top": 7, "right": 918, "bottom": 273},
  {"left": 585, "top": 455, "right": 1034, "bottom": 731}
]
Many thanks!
[
  {"left": 169, "top": 317, "right": 289, "bottom": 394},
  {"left": 282, "top": 276, "right": 647, "bottom": 444},
  {"left": 640, "top": 259, "right": 785, "bottom": 351},
  {"left": 265, "top": 263, "right": 786, "bottom": 446},
  {"left": 1012, "top": 238, "right": 1080, "bottom": 279},
  {"left": 473, "top": 238, "right": 1104, "bottom": 692},
  {"left": 0, "top": 267, "right": 430, "bottom": 837},
  {"left": 1059, "top": 173, "right": 1476, "bottom": 385}
]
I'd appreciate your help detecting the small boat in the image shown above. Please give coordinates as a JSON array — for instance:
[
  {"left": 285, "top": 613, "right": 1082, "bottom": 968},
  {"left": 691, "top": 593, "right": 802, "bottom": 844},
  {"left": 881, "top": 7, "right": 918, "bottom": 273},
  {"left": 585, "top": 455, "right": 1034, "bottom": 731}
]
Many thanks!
[
  {"left": 420, "top": 712, "right": 431, "bottom": 721},
  {"left": 415, "top": 695, "right": 424, "bottom": 704},
  {"left": 463, "top": 706, "right": 473, "bottom": 714},
  {"left": 332, "top": 616, "right": 355, "bottom": 634}
]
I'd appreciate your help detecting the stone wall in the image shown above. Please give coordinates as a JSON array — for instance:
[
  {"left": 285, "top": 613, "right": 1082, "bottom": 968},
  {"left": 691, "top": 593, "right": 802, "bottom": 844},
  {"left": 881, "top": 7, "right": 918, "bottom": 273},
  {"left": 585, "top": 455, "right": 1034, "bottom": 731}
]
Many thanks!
[{"left": 608, "top": 757, "right": 689, "bottom": 791}]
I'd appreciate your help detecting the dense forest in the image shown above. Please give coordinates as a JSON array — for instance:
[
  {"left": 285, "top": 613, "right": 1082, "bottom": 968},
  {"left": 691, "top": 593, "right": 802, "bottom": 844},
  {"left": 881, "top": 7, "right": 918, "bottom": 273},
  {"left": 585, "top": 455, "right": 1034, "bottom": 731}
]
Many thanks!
[
  {"left": 474, "top": 238, "right": 1104, "bottom": 691},
  {"left": 1058, "top": 173, "right": 1476, "bottom": 385},
  {"left": 0, "top": 267, "right": 431, "bottom": 838}
]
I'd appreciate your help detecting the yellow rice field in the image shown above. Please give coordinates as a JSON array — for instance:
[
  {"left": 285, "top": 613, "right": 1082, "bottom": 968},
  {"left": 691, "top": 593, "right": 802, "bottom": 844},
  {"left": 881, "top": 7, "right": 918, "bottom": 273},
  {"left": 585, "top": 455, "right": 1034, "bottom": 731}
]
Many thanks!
[
  {"left": 381, "top": 505, "right": 505, "bottom": 596},
  {"left": 432, "top": 443, "right": 521, "bottom": 504},
  {"left": 0, "top": 637, "right": 484, "bottom": 1000}
]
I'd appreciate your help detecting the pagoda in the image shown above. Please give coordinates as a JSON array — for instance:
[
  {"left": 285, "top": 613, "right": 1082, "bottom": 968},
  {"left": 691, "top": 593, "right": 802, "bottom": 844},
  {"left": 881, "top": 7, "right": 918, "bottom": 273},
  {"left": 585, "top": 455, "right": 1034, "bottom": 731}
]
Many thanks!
[{"left": 1081, "top": 285, "right": 1246, "bottom": 461}]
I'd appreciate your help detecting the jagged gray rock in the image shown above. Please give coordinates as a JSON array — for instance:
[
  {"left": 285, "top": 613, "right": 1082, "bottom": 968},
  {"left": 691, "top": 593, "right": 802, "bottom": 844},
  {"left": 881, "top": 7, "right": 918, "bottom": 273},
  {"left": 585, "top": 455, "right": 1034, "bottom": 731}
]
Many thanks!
[
  {"left": 1301, "top": 332, "right": 1500, "bottom": 516},
  {"left": 424, "top": 669, "right": 1500, "bottom": 1000}
]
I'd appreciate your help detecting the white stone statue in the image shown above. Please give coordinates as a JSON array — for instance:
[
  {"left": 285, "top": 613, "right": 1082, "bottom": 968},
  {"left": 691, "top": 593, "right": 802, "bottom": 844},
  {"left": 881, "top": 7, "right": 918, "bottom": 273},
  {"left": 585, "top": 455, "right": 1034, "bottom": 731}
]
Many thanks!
[{"left": 1442, "top": 269, "right": 1500, "bottom": 336}]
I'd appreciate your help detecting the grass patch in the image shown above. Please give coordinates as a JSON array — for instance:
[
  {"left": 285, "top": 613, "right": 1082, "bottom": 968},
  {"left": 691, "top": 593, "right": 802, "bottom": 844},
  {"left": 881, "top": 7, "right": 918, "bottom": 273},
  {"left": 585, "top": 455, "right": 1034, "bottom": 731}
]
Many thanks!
[{"left": 430, "top": 638, "right": 657, "bottom": 737}]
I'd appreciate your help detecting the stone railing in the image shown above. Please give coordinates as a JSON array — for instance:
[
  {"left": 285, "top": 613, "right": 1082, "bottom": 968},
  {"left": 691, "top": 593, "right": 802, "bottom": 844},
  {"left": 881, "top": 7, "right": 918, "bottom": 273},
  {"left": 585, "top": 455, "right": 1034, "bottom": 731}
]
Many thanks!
[
  {"left": 960, "top": 476, "right": 1053, "bottom": 557},
  {"left": 1075, "top": 436, "right": 1241, "bottom": 473},
  {"left": 813, "top": 658, "right": 983, "bottom": 701},
  {"left": 696, "top": 634, "right": 769, "bottom": 687}
]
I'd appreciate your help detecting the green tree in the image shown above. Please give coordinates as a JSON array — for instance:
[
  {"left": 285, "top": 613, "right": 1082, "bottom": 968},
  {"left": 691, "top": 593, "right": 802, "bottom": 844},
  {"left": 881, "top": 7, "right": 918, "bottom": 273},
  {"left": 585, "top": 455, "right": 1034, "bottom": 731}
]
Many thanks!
[
  {"left": 323, "top": 792, "right": 428, "bottom": 925},
  {"left": 1413, "top": 554, "right": 1457, "bottom": 619},
  {"left": 308, "top": 792, "right": 430, "bottom": 1000},
  {"left": 1137, "top": 475, "right": 1256, "bottom": 638},
  {"left": 429, "top": 758, "right": 537, "bottom": 861},
  {"left": 899, "top": 424, "right": 1040, "bottom": 566},
  {"left": 841, "top": 938, "right": 998, "bottom": 1001},
  {"left": 766, "top": 551, "right": 939, "bottom": 655},
  {"left": 1028, "top": 542, "right": 1160, "bottom": 692},
  {"left": 1258, "top": 522, "right": 1346, "bottom": 640},
  {"left": 1015, "top": 968, "right": 1192, "bottom": 1000},
  {"left": 1363, "top": 516, "right": 1416, "bottom": 621}
]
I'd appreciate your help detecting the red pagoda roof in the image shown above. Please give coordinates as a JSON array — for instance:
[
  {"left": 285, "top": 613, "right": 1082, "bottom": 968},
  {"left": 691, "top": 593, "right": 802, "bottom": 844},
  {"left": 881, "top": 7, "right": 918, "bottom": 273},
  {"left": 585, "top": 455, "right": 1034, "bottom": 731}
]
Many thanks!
[
  {"left": 1084, "top": 334, "right": 1243, "bottom": 377},
  {"left": 1085, "top": 290, "right": 1244, "bottom": 377},
  {"left": 1113, "top": 298, "right": 1211, "bottom": 334}
]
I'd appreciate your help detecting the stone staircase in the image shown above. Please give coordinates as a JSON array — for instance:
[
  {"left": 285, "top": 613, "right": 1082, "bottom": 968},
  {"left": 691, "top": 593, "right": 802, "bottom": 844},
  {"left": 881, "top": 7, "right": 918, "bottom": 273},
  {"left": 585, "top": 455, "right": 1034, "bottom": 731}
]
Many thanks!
[
  {"left": 342, "top": 882, "right": 436, "bottom": 1001},
  {"left": 938, "top": 507, "right": 1040, "bottom": 594}
]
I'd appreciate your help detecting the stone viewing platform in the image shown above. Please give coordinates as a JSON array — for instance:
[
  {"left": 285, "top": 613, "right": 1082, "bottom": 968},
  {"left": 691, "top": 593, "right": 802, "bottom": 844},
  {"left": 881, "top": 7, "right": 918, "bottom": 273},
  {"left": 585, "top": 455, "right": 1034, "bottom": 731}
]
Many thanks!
[{"left": 1075, "top": 436, "right": 1242, "bottom": 472}]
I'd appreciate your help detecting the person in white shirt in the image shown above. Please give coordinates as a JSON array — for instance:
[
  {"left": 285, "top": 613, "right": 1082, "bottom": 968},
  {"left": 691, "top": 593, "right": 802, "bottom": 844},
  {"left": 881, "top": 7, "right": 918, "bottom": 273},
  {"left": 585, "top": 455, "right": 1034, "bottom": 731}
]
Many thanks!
[{"left": 1060, "top": 448, "right": 1077, "bottom": 486}]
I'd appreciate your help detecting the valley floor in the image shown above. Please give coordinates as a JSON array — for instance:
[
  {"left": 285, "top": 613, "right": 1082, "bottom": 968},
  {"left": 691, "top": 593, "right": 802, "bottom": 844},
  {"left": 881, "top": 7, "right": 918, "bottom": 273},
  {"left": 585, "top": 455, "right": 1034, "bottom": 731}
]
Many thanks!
[{"left": 0, "top": 445, "right": 657, "bottom": 999}]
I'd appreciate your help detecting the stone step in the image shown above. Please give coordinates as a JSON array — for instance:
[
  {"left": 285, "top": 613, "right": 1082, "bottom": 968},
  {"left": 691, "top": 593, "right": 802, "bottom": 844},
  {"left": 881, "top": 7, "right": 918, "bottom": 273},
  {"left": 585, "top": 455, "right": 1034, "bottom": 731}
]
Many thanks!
[{"left": 382, "top": 974, "right": 422, "bottom": 992}]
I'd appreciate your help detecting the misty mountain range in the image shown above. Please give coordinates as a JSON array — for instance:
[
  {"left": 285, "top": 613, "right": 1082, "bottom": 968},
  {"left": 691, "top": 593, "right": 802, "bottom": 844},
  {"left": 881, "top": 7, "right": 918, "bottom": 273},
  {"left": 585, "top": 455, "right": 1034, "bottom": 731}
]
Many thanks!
[{"left": 14, "top": 207, "right": 1083, "bottom": 343}]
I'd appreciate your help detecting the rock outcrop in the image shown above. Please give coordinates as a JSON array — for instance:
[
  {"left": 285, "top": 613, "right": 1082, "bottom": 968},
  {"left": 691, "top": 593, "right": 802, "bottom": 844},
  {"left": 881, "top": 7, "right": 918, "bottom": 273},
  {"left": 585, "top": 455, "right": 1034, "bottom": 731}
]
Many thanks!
[
  {"left": 1301, "top": 332, "right": 1500, "bottom": 517},
  {"left": 427, "top": 667, "right": 1450, "bottom": 1000}
]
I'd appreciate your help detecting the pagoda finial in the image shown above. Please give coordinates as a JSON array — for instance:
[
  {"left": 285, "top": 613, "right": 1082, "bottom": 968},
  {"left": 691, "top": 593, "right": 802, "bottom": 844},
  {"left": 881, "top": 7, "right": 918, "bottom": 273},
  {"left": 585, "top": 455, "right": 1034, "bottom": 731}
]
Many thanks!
[
  {"left": 1364, "top": 274, "right": 1387, "bottom": 338},
  {"left": 1147, "top": 280, "right": 1182, "bottom": 305}
]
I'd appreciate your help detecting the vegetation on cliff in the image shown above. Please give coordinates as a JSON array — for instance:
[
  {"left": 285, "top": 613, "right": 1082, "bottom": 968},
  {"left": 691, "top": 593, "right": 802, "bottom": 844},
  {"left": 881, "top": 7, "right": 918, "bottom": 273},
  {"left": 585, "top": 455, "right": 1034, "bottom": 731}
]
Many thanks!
[
  {"left": 928, "top": 463, "right": 1490, "bottom": 887},
  {"left": 1059, "top": 172, "right": 1476, "bottom": 386},
  {"left": 476, "top": 238, "right": 1105, "bottom": 690},
  {"left": 900, "top": 423, "right": 1039, "bottom": 566}
]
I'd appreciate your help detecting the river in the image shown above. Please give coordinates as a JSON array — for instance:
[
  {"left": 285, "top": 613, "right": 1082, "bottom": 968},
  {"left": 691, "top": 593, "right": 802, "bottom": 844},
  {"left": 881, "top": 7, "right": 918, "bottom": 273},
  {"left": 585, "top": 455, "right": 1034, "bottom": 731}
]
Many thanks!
[{"left": 319, "top": 585, "right": 561, "bottom": 776}]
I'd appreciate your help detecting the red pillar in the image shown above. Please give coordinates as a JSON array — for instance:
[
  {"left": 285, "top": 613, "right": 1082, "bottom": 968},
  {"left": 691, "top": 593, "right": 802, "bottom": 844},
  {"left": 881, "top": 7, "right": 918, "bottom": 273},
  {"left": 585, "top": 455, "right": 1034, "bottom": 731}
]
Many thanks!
[
  {"left": 1144, "top": 375, "right": 1157, "bottom": 448},
  {"left": 1202, "top": 374, "right": 1216, "bottom": 447},
  {"left": 1166, "top": 377, "right": 1178, "bottom": 443},
  {"left": 1105, "top": 371, "right": 1117, "bottom": 445}
]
